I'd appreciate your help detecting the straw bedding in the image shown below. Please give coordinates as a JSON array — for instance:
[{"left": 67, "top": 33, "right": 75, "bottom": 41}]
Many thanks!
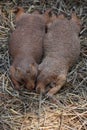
[{"left": 0, "top": 0, "right": 87, "bottom": 130}]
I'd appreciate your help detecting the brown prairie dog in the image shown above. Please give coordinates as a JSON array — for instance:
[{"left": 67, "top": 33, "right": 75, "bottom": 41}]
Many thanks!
[
  {"left": 36, "top": 13, "right": 81, "bottom": 96},
  {"left": 9, "top": 7, "right": 45, "bottom": 90}
]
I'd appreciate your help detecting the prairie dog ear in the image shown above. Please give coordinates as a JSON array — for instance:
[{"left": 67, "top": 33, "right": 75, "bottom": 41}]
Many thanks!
[
  {"left": 71, "top": 13, "right": 81, "bottom": 27},
  {"left": 13, "top": 7, "right": 25, "bottom": 22}
]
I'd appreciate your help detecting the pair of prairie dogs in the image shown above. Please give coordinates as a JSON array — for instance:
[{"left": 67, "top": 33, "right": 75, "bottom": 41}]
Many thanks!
[{"left": 9, "top": 7, "right": 81, "bottom": 96}]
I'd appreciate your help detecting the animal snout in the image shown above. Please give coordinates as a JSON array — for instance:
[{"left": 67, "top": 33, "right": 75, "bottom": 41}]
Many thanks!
[{"left": 25, "top": 81, "right": 35, "bottom": 91}]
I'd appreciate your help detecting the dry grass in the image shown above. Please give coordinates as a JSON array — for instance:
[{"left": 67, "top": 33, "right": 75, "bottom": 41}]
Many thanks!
[{"left": 0, "top": 0, "right": 87, "bottom": 130}]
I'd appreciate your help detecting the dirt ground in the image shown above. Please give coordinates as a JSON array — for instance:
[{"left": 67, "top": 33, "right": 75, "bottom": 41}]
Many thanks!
[{"left": 0, "top": 0, "right": 87, "bottom": 130}]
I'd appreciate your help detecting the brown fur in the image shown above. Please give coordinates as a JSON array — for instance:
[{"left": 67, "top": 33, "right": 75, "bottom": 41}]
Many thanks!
[
  {"left": 36, "top": 13, "right": 81, "bottom": 96},
  {"left": 13, "top": 7, "right": 25, "bottom": 22},
  {"left": 43, "top": 9, "right": 57, "bottom": 26},
  {"left": 9, "top": 7, "right": 45, "bottom": 90}
]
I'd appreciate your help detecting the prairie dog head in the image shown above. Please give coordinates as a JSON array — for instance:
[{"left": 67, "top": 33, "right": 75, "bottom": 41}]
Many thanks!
[{"left": 10, "top": 62, "right": 38, "bottom": 90}]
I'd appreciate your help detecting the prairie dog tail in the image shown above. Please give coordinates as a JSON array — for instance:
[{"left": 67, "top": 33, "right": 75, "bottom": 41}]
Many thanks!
[
  {"left": 13, "top": 7, "right": 25, "bottom": 21},
  {"left": 43, "top": 9, "right": 52, "bottom": 24}
]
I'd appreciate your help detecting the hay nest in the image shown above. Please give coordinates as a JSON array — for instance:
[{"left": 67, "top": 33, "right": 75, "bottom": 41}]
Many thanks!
[{"left": 0, "top": 0, "right": 87, "bottom": 130}]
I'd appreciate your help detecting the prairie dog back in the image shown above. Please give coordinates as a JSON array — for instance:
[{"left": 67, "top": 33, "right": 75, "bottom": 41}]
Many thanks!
[
  {"left": 45, "top": 16, "right": 80, "bottom": 67},
  {"left": 9, "top": 12, "right": 45, "bottom": 63},
  {"left": 36, "top": 13, "right": 81, "bottom": 96}
]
